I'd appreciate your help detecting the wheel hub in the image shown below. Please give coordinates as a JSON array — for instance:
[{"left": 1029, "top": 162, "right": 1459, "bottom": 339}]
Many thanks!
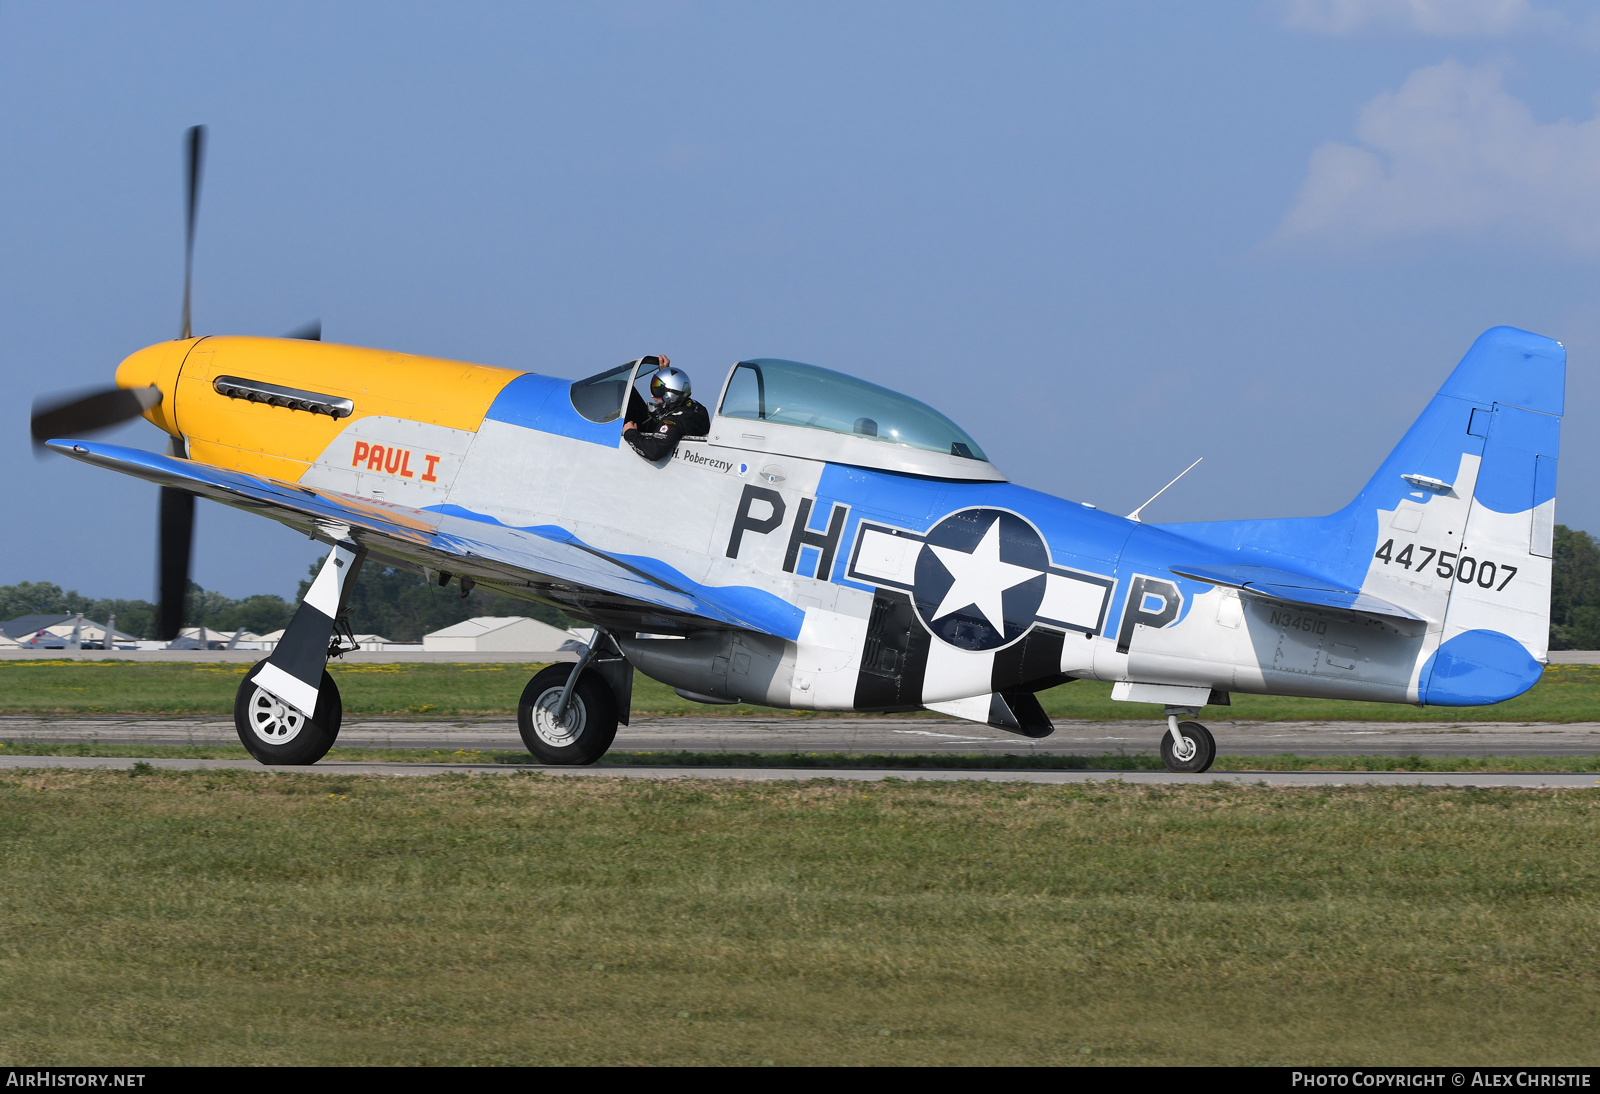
[
  {"left": 531, "top": 687, "right": 585, "bottom": 747},
  {"left": 1171, "top": 733, "right": 1196, "bottom": 762},
  {"left": 247, "top": 685, "right": 305, "bottom": 745}
]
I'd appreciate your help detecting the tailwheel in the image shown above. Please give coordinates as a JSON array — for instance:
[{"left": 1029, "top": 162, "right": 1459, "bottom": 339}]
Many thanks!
[
  {"left": 234, "top": 660, "right": 342, "bottom": 766},
  {"left": 1160, "top": 719, "right": 1215, "bottom": 774},
  {"left": 517, "top": 663, "right": 619, "bottom": 765}
]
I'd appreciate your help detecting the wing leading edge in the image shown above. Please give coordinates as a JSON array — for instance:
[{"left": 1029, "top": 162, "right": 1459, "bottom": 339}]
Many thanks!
[{"left": 48, "top": 440, "right": 802, "bottom": 638}]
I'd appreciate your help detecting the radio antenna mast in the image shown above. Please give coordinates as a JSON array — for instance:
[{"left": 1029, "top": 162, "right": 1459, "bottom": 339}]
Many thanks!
[{"left": 1127, "top": 457, "right": 1204, "bottom": 523}]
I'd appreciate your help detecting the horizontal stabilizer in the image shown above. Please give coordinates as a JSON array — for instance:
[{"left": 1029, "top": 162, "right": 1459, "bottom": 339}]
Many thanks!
[{"left": 1169, "top": 563, "right": 1425, "bottom": 623}]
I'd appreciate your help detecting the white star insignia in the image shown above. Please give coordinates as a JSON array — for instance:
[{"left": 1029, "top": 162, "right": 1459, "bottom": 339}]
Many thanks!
[{"left": 925, "top": 518, "right": 1040, "bottom": 632}]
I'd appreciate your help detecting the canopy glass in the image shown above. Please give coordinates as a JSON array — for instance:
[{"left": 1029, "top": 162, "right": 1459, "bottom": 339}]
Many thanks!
[{"left": 718, "top": 358, "right": 987, "bottom": 461}]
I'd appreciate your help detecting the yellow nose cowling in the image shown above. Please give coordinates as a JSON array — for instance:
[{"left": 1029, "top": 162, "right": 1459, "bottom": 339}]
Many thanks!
[{"left": 114, "top": 338, "right": 198, "bottom": 438}]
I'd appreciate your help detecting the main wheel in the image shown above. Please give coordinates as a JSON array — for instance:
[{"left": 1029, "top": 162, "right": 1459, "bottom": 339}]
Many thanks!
[
  {"left": 235, "top": 661, "right": 342, "bottom": 766},
  {"left": 517, "top": 663, "right": 618, "bottom": 765},
  {"left": 1160, "top": 720, "right": 1215, "bottom": 773}
]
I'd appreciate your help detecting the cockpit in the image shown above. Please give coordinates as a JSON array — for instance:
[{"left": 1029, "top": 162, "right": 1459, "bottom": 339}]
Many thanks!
[{"left": 570, "top": 356, "right": 1003, "bottom": 482}]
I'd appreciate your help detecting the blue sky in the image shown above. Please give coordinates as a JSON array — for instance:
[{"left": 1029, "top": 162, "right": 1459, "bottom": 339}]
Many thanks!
[{"left": 5, "top": 0, "right": 1600, "bottom": 600}]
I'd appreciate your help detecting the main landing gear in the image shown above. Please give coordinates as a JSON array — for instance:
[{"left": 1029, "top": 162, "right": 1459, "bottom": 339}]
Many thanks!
[
  {"left": 517, "top": 663, "right": 619, "bottom": 765},
  {"left": 1159, "top": 705, "right": 1215, "bottom": 773},
  {"left": 516, "top": 628, "right": 629, "bottom": 765},
  {"left": 232, "top": 641, "right": 629, "bottom": 768},
  {"left": 233, "top": 533, "right": 363, "bottom": 767},
  {"left": 235, "top": 662, "right": 343, "bottom": 765}
]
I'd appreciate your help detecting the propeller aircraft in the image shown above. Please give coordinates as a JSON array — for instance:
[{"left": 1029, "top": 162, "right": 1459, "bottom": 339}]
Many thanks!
[{"left": 32, "top": 129, "right": 1564, "bottom": 772}]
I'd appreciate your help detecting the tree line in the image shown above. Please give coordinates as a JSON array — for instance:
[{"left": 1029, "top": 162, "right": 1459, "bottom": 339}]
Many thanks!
[
  {"left": 1550, "top": 525, "right": 1600, "bottom": 650},
  {"left": 8, "top": 526, "right": 1600, "bottom": 647},
  {"left": 0, "top": 562, "right": 572, "bottom": 642}
]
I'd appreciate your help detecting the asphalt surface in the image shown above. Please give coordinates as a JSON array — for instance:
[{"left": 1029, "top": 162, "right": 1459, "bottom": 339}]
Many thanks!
[
  {"left": 6, "top": 714, "right": 1600, "bottom": 757},
  {"left": 2, "top": 752, "right": 1595, "bottom": 788}
]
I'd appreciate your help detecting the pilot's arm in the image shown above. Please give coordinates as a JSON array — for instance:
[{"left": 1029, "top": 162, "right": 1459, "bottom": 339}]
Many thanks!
[
  {"left": 624, "top": 414, "right": 685, "bottom": 461},
  {"left": 623, "top": 400, "right": 710, "bottom": 461}
]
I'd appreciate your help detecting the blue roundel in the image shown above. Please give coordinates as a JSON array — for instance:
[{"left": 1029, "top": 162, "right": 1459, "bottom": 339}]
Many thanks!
[{"left": 912, "top": 508, "right": 1049, "bottom": 651}]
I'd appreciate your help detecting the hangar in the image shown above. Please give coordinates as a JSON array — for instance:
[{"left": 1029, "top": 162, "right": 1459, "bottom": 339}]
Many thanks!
[
  {"left": 254, "top": 629, "right": 400, "bottom": 652},
  {"left": 422, "top": 616, "right": 579, "bottom": 653},
  {"left": 0, "top": 614, "right": 138, "bottom": 650}
]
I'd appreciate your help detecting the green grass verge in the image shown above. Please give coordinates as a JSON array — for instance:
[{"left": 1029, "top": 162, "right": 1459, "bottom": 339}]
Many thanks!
[
  {"left": 0, "top": 771, "right": 1596, "bottom": 1064},
  {"left": 4, "top": 740, "right": 1600, "bottom": 772},
  {"left": 5, "top": 659, "right": 1600, "bottom": 720},
  {"left": 603, "top": 751, "right": 1600, "bottom": 773}
]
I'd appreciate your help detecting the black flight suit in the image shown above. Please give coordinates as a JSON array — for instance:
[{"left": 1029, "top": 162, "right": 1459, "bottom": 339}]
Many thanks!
[{"left": 624, "top": 397, "right": 711, "bottom": 461}]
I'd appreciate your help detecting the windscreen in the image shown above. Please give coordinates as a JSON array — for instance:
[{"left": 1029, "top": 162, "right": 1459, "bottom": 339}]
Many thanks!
[{"left": 569, "top": 362, "right": 636, "bottom": 423}]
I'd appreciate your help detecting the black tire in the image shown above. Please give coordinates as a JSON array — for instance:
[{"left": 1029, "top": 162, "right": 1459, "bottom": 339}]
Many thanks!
[
  {"left": 1160, "top": 720, "right": 1215, "bottom": 773},
  {"left": 517, "top": 663, "right": 618, "bottom": 765},
  {"left": 234, "top": 661, "right": 342, "bottom": 766}
]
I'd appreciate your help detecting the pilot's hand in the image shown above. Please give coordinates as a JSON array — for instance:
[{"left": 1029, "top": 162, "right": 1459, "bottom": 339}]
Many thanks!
[{"left": 623, "top": 421, "right": 636, "bottom": 433}]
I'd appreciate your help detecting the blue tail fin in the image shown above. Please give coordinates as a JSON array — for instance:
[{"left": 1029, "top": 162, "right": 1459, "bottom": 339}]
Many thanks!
[{"left": 1165, "top": 326, "right": 1564, "bottom": 704}]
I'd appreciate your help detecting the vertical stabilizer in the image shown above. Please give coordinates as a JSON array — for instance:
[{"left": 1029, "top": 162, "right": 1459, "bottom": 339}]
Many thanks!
[
  {"left": 1359, "top": 328, "right": 1562, "bottom": 702},
  {"left": 1164, "top": 326, "right": 1563, "bottom": 706}
]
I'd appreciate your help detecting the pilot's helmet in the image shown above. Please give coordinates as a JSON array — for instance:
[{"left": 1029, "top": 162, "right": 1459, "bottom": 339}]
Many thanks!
[{"left": 649, "top": 366, "right": 691, "bottom": 409}]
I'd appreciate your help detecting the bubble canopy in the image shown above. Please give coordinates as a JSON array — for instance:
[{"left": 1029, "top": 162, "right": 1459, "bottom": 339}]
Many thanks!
[{"left": 718, "top": 359, "right": 988, "bottom": 462}]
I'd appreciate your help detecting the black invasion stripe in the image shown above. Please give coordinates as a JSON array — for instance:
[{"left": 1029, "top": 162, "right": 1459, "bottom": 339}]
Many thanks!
[
  {"left": 853, "top": 589, "right": 932, "bottom": 712},
  {"left": 991, "top": 627, "right": 1068, "bottom": 693},
  {"left": 267, "top": 599, "right": 337, "bottom": 688}
]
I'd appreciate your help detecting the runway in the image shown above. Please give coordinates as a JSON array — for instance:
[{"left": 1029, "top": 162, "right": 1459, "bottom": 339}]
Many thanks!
[
  {"left": 2, "top": 752, "right": 1595, "bottom": 788},
  {"left": 5, "top": 714, "right": 1600, "bottom": 757}
]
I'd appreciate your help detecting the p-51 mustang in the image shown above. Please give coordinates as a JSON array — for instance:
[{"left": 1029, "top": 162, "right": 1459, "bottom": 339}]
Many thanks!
[{"left": 32, "top": 130, "right": 1563, "bottom": 772}]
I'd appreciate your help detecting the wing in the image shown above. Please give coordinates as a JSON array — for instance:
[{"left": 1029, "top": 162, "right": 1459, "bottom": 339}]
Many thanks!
[
  {"left": 1168, "top": 562, "right": 1425, "bottom": 623},
  {"left": 50, "top": 440, "right": 802, "bottom": 637}
]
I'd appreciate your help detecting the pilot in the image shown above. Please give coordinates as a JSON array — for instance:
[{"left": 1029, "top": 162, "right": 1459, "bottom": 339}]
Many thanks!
[{"left": 623, "top": 355, "right": 711, "bottom": 461}]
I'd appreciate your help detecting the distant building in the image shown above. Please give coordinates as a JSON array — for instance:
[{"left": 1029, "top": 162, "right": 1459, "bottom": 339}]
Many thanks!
[
  {"left": 423, "top": 616, "right": 575, "bottom": 653},
  {"left": 0, "top": 614, "right": 137, "bottom": 649},
  {"left": 166, "top": 626, "right": 265, "bottom": 651},
  {"left": 250, "top": 630, "right": 407, "bottom": 653},
  {"left": 0, "top": 615, "right": 77, "bottom": 643}
]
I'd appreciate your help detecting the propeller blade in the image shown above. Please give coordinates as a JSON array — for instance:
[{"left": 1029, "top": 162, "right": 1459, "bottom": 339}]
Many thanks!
[
  {"left": 30, "top": 386, "right": 162, "bottom": 450},
  {"left": 180, "top": 124, "right": 206, "bottom": 340},
  {"left": 157, "top": 436, "right": 195, "bottom": 642},
  {"left": 286, "top": 320, "right": 321, "bottom": 341},
  {"left": 157, "top": 487, "right": 195, "bottom": 642}
]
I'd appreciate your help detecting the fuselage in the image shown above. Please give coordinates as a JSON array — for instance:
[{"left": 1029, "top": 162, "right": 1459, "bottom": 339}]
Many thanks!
[{"left": 110, "top": 334, "right": 1552, "bottom": 714}]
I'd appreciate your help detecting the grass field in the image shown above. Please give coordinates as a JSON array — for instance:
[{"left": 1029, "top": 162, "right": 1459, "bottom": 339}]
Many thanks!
[
  {"left": 6, "top": 740, "right": 1600, "bottom": 772},
  {"left": 5, "top": 659, "right": 1600, "bottom": 721},
  {"left": 1, "top": 771, "right": 1596, "bottom": 1065}
]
